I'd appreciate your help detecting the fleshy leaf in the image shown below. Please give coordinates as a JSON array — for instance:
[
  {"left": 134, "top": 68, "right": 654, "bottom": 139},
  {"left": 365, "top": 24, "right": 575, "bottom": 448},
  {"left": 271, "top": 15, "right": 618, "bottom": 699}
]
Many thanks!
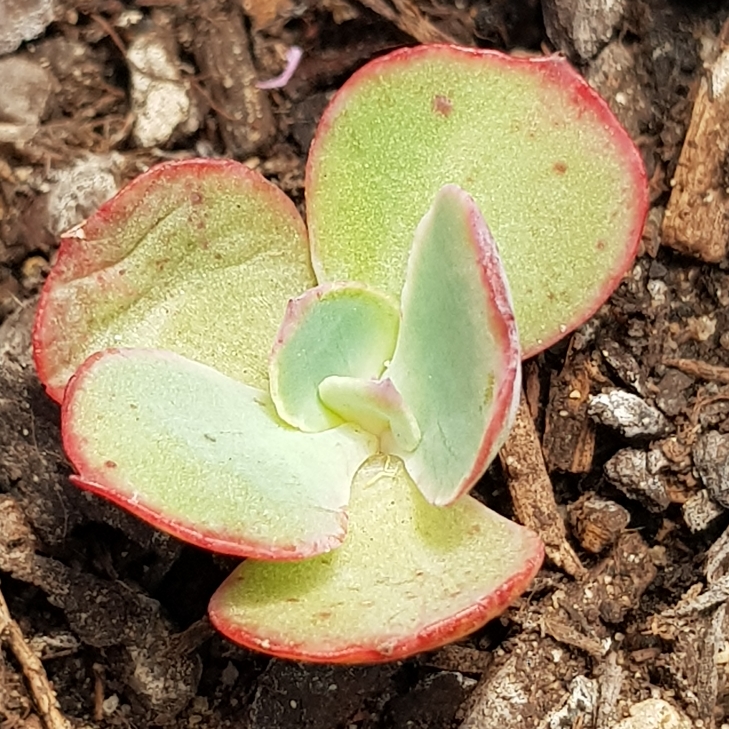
[
  {"left": 34, "top": 158, "right": 314, "bottom": 402},
  {"left": 318, "top": 375, "right": 421, "bottom": 452},
  {"left": 307, "top": 45, "right": 649, "bottom": 357},
  {"left": 269, "top": 283, "right": 400, "bottom": 432},
  {"left": 62, "top": 348, "right": 376, "bottom": 559},
  {"left": 384, "top": 185, "right": 520, "bottom": 506},
  {"left": 209, "top": 455, "right": 544, "bottom": 664}
]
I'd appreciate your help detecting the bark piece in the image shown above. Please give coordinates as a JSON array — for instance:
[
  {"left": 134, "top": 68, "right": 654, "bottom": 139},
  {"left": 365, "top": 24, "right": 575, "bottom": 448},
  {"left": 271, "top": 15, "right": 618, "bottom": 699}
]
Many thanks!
[
  {"left": 598, "top": 338, "right": 647, "bottom": 396},
  {"left": 662, "top": 33, "right": 729, "bottom": 262},
  {"left": 595, "top": 653, "right": 624, "bottom": 729},
  {"left": 189, "top": 0, "right": 276, "bottom": 157},
  {"left": 542, "top": 357, "right": 595, "bottom": 474},
  {"left": 568, "top": 493, "right": 630, "bottom": 554},
  {"left": 500, "top": 395, "right": 585, "bottom": 578}
]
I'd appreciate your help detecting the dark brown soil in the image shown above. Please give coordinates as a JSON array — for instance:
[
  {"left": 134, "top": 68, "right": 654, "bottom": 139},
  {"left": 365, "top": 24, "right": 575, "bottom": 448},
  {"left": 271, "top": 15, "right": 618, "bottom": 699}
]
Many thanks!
[{"left": 2, "top": 1, "right": 729, "bottom": 728}]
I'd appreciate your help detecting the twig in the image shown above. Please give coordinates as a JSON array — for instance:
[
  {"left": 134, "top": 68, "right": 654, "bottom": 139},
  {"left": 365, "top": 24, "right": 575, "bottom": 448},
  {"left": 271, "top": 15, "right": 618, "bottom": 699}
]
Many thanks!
[
  {"left": 500, "top": 394, "right": 586, "bottom": 579},
  {"left": 664, "top": 357, "right": 729, "bottom": 385},
  {"left": 0, "top": 583, "right": 72, "bottom": 729},
  {"left": 356, "top": 0, "right": 456, "bottom": 44}
]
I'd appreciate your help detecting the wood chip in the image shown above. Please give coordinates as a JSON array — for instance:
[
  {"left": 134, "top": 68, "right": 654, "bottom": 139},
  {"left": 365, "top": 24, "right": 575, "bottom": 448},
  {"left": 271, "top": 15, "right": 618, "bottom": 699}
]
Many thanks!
[
  {"left": 568, "top": 493, "right": 630, "bottom": 554},
  {"left": 542, "top": 355, "right": 595, "bottom": 474},
  {"left": 595, "top": 652, "right": 624, "bottom": 729},
  {"left": 662, "top": 22, "right": 729, "bottom": 262},
  {"left": 500, "top": 395, "right": 586, "bottom": 578},
  {"left": 188, "top": 0, "right": 276, "bottom": 157}
]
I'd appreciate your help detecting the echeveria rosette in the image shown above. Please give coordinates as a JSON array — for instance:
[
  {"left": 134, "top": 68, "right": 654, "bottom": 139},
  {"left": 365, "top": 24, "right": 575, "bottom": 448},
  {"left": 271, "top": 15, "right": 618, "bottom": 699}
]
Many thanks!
[{"left": 31, "top": 44, "right": 650, "bottom": 662}]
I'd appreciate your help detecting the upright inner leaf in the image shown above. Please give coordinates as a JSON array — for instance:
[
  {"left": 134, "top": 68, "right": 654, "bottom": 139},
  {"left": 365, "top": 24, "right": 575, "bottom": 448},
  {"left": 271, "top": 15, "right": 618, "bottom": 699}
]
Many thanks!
[
  {"left": 269, "top": 283, "right": 400, "bottom": 432},
  {"left": 383, "top": 184, "right": 521, "bottom": 506}
]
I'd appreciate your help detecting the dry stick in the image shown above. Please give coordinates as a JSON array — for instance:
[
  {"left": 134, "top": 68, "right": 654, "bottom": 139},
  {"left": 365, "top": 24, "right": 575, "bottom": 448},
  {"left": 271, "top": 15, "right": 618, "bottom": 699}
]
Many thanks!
[
  {"left": 0, "top": 583, "right": 72, "bottom": 729},
  {"left": 664, "top": 357, "right": 729, "bottom": 385},
  {"left": 355, "top": 0, "right": 456, "bottom": 44},
  {"left": 500, "top": 394, "right": 586, "bottom": 579}
]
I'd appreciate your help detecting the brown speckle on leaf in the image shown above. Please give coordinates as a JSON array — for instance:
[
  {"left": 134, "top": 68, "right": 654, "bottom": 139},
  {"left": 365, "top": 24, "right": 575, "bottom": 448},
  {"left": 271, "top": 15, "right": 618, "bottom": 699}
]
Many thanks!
[{"left": 432, "top": 94, "right": 453, "bottom": 116}]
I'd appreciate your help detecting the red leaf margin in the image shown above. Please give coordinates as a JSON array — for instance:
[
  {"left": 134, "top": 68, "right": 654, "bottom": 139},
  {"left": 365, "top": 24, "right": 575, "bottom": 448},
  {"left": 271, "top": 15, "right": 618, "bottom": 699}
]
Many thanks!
[
  {"left": 208, "top": 524, "right": 543, "bottom": 664},
  {"left": 32, "top": 158, "right": 309, "bottom": 403},
  {"left": 306, "top": 44, "right": 650, "bottom": 359}
]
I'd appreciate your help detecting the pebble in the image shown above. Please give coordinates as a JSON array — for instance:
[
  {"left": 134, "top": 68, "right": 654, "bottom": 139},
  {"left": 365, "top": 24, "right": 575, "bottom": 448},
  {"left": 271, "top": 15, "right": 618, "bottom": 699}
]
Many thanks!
[
  {"left": 604, "top": 448, "right": 671, "bottom": 511},
  {"left": 0, "top": 0, "right": 54, "bottom": 55},
  {"left": 127, "top": 23, "right": 200, "bottom": 148},
  {"left": 588, "top": 390, "right": 670, "bottom": 439},
  {"left": 613, "top": 698, "right": 692, "bottom": 729},
  {"left": 693, "top": 430, "right": 729, "bottom": 508},
  {"left": 0, "top": 55, "right": 56, "bottom": 147},
  {"left": 46, "top": 155, "right": 120, "bottom": 236},
  {"left": 682, "top": 489, "right": 724, "bottom": 532}
]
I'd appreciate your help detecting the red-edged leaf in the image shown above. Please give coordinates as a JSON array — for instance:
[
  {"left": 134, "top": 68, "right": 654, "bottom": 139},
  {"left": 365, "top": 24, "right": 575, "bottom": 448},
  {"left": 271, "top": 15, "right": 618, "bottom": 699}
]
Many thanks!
[
  {"left": 63, "top": 348, "right": 376, "bottom": 559},
  {"left": 269, "top": 283, "right": 399, "bottom": 432},
  {"left": 384, "top": 184, "right": 520, "bottom": 506},
  {"left": 306, "top": 45, "right": 648, "bottom": 357},
  {"left": 209, "top": 455, "right": 543, "bottom": 663},
  {"left": 34, "top": 158, "right": 314, "bottom": 402}
]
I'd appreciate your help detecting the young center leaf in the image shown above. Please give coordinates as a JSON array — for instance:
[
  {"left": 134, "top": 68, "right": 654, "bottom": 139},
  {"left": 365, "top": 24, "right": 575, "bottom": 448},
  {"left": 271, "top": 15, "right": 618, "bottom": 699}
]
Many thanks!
[
  {"left": 62, "top": 348, "right": 376, "bottom": 559},
  {"left": 269, "top": 283, "right": 400, "bottom": 432},
  {"left": 209, "top": 455, "right": 544, "bottom": 663},
  {"left": 307, "top": 45, "right": 649, "bottom": 357},
  {"left": 383, "top": 185, "right": 521, "bottom": 506},
  {"left": 34, "top": 158, "right": 314, "bottom": 402}
]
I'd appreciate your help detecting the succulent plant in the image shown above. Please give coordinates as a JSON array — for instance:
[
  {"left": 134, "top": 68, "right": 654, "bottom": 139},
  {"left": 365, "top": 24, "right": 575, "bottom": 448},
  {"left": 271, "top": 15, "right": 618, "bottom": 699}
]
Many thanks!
[{"left": 33, "top": 45, "right": 648, "bottom": 662}]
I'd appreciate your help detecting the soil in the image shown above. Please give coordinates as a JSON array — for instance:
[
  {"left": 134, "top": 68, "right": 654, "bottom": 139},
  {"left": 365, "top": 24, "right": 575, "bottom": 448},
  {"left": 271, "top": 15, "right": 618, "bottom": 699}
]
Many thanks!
[{"left": 2, "top": 1, "right": 729, "bottom": 727}]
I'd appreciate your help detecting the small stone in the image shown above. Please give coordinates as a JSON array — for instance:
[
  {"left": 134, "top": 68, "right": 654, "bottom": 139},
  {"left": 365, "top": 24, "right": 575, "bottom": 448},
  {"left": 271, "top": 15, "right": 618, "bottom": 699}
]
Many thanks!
[
  {"left": 682, "top": 490, "right": 724, "bottom": 532},
  {"left": 693, "top": 431, "right": 729, "bottom": 508},
  {"left": 613, "top": 698, "right": 692, "bottom": 729},
  {"left": 588, "top": 390, "right": 670, "bottom": 439},
  {"left": 46, "top": 155, "right": 120, "bottom": 236},
  {"left": 0, "top": 55, "right": 56, "bottom": 147},
  {"left": 102, "top": 694, "right": 119, "bottom": 715},
  {"left": 599, "top": 339, "right": 646, "bottom": 395},
  {"left": 568, "top": 493, "right": 630, "bottom": 553},
  {"left": 655, "top": 369, "right": 694, "bottom": 417},
  {"left": 0, "top": 0, "right": 55, "bottom": 55},
  {"left": 128, "top": 22, "right": 200, "bottom": 148},
  {"left": 543, "top": 0, "right": 626, "bottom": 60},
  {"left": 604, "top": 448, "right": 671, "bottom": 511}
]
